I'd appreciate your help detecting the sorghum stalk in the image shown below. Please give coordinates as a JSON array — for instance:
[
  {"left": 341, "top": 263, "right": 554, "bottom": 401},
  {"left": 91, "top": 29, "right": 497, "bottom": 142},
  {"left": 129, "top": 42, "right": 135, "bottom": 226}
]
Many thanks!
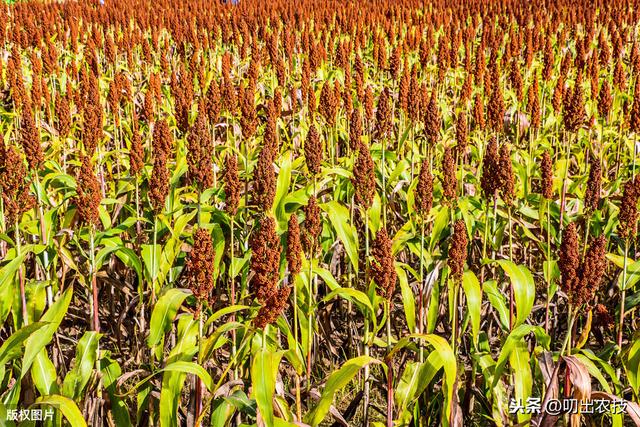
[
  {"left": 419, "top": 217, "right": 425, "bottom": 362},
  {"left": 363, "top": 210, "right": 371, "bottom": 426},
  {"left": 536, "top": 307, "right": 578, "bottom": 427},
  {"left": 509, "top": 206, "right": 514, "bottom": 330},
  {"left": 386, "top": 299, "right": 393, "bottom": 427},
  {"left": 382, "top": 139, "right": 387, "bottom": 226},
  {"left": 15, "top": 222, "right": 28, "bottom": 325},
  {"left": 481, "top": 202, "right": 490, "bottom": 282},
  {"left": 90, "top": 225, "right": 99, "bottom": 332},
  {"left": 545, "top": 199, "right": 552, "bottom": 332},
  {"left": 306, "top": 176, "right": 317, "bottom": 398},
  {"left": 559, "top": 132, "right": 570, "bottom": 237},
  {"left": 230, "top": 217, "right": 237, "bottom": 380},
  {"left": 152, "top": 217, "right": 158, "bottom": 303},
  {"left": 35, "top": 172, "right": 53, "bottom": 306},
  {"left": 618, "top": 239, "right": 629, "bottom": 348}
]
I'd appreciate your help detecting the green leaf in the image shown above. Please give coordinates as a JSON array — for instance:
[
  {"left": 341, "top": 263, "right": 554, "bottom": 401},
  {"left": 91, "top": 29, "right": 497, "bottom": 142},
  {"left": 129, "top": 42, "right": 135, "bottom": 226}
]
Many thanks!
[
  {"left": 32, "top": 349, "right": 59, "bottom": 396},
  {"left": 429, "top": 206, "right": 449, "bottom": 250},
  {"left": 492, "top": 324, "right": 544, "bottom": 388},
  {"left": 626, "top": 337, "right": 640, "bottom": 397},
  {"left": 495, "top": 260, "right": 535, "bottom": 327},
  {"left": 397, "top": 264, "right": 416, "bottom": 333},
  {"left": 483, "top": 280, "right": 509, "bottom": 330},
  {"left": 619, "top": 258, "right": 640, "bottom": 291},
  {"left": 252, "top": 344, "right": 284, "bottom": 427},
  {"left": 272, "top": 151, "right": 292, "bottom": 226},
  {"left": 141, "top": 244, "right": 162, "bottom": 283},
  {"left": 462, "top": 271, "right": 482, "bottom": 345},
  {"left": 31, "top": 395, "right": 87, "bottom": 427},
  {"left": 510, "top": 341, "right": 532, "bottom": 424},
  {"left": 0, "top": 255, "right": 26, "bottom": 325},
  {"left": 147, "top": 288, "right": 191, "bottom": 360},
  {"left": 321, "top": 201, "right": 359, "bottom": 272},
  {"left": 63, "top": 331, "right": 102, "bottom": 399},
  {"left": 101, "top": 356, "right": 132, "bottom": 427},
  {"left": 395, "top": 361, "right": 421, "bottom": 415},
  {"left": 22, "top": 288, "right": 73, "bottom": 378},
  {"left": 323, "top": 287, "right": 375, "bottom": 323},
  {"left": 159, "top": 361, "right": 214, "bottom": 391},
  {"left": 0, "top": 322, "right": 48, "bottom": 366},
  {"left": 305, "top": 355, "right": 381, "bottom": 426}
]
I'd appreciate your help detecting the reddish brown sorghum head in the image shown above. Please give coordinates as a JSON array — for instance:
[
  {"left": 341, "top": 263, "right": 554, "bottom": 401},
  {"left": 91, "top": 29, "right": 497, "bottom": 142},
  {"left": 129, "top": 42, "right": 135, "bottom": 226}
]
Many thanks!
[
  {"left": 364, "top": 85, "right": 374, "bottom": 123},
  {"left": 424, "top": 90, "right": 441, "bottom": 144},
  {"left": 263, "top": 101, "right": 279, "bottom": 160},
  {"left": 499, "top": 143, "right": 515, "bottom": 204},
  {"left": 575, "top": 234, "right": 607, "bottom": 308},
  {"left": 552, "top": 76, "right": 564, "bottom": 114},
  {"left": 371, "top": 228, "right": 397, "bottom": 300},
  {"left": 0, "top": 144, "right": 35, "bottom": 224},
  {"left": 352, "top": 141, "right": 376, "bottom": 210},
  {"left": 253, "top": 285, "right": 291, "bottom": 329},
  {"left": 630, "top": 80, "right": 640, "bottom": 133},
  {"left": 528, "top": 76, "right": 541, "bottom": 130},
  {"left": 487, "top": 70, "right": 505, "bottom": 132},
  {"left": 349, "top": 108, "right": 363, "bottom": 151},
  {"left": 149, "top": 120, "right": 172, "bottom": 213},
  {"left": 375, "top": 87, "right": 392, "bottom": 141},
  {"left": 149, "top": 148, "right": 170, "bottom": 214},
  {"left": 240, "top": 83, "right": 258, "bottom": 139},
  {"left": 541, "top": 151, "right": 553, "bottom": 200},
  {"left": 593, "top": 303, "right": 614, "bottom": 330},
  {"left": 559, "top": 222, "right": 580, "bottom": 303},
  {"left": 481, "top": 137, "right": 501, "bottom": 200},
  {"left": 305, "top": 122, "right": 322, "bottom": 176},
  {"left": 75, "top": 154, "right": 101, "bottom": 226},
  {"left": 510, "top": 60, "right": 523, "bottom": 101},
  {"left": 319, "top": 81, "right": 337, "bottom": 127},
  {"left": 206, "top": 79, "right": 221, "bottom": 126},
  {"left": 250, "top": 216, "right": 282, "bottom": 303},
  {"left": 129, "top": 114, "right": 144, "bottom": 177},
  {"left": 187, "top": 107, "right": 214, "bottom": 191},
  {"left": 286, "top": 214, "right": 302, "bottom": 276},
  {"left": 252, "top": 148, "right": 276, "bottom": 213},
  {"left": 473, "top": 93, "right": 485, "bottom": 131},
  {"left": 448, "top": 219, "right": 468, "bottom": 281},
  {"left": 415, "top": 159, "right": 433, "bottom": 216},
  {"left": 598, "top": 81, "right": 613, "bottom": 122},
  {"left": 618, "top": 178, "right": 640, "bottom": 240},
  {"left": 20, "top": 106, "right": 43, "bottom": 170},
  {"left": 303, "top": 196, "right": 321, "bottom": 253},
  {"left": 563, "top": 78, "right": 586, "bottom": 133},
  {"left": 441, "top": 146, "right": 457, "bottom": 205},
  {"left": 223, "top": 154, "right": 241, "bottom": 216},
  {"left": 55, "top": 92, "right": 71, "bottom": 139},
  {"left": 183, "top": 228, "right": 216, "bottom": 313}
]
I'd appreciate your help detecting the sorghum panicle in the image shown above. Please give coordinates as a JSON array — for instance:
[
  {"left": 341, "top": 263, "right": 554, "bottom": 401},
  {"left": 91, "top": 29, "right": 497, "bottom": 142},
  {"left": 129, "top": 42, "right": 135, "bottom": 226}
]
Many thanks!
[
  {"left": 447, "top": 219, "right": 468, "bottom": 281},
  {"left": 183, "top": 228, "right": 216, "bottom": 312},
  {"left": 371, "top": 228, "right": 397, "bottom": 300},
  {"left": 75, "top": 155, "right": 101, "bottom": 226}
]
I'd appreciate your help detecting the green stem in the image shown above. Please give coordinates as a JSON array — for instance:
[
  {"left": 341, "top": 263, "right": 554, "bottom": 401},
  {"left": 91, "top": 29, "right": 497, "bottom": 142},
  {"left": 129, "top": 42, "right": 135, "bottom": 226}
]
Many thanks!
[
  {"left": 618, "top": 240, "right": 629, "bottom": 349},
  {"left": 419, "top": 217, "right": 425, "bottom": 362},
  {"left": 544, "top": 199, "right": 552, "bottom": 333},
  {"left": 508, "top": 206, "right": 514, "bottom": 330},
  {"left": 363, "top": 211, "right": 371, "bottom": 426},
  {"left": 16, "top": 222, "right": 28, "bottom": 326}
]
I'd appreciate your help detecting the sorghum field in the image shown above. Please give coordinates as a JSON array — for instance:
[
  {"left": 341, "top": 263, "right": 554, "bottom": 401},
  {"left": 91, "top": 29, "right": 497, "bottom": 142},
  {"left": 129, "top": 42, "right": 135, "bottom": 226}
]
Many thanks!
[{"left": 2, "top": 0, "right": 640, "bottom": 426}]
